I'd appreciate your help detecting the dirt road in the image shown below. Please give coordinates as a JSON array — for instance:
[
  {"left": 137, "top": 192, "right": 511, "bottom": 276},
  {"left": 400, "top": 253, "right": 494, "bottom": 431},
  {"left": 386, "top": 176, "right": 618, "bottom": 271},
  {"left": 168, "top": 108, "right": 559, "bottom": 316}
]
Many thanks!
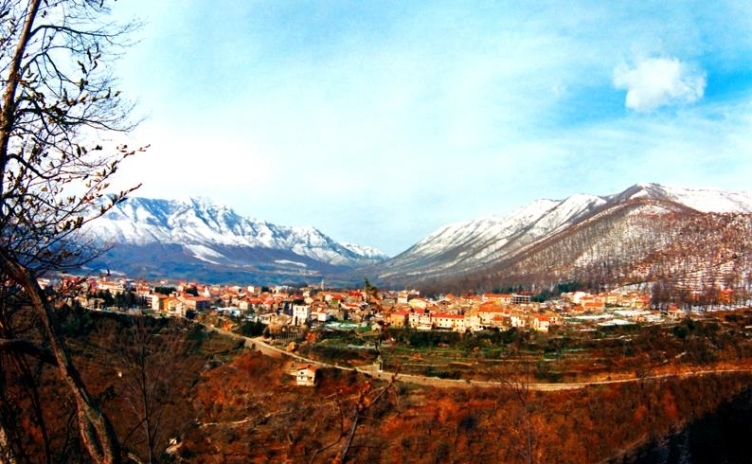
[{"left": 207, "top": 325, "right": 752, "bottom": 391}]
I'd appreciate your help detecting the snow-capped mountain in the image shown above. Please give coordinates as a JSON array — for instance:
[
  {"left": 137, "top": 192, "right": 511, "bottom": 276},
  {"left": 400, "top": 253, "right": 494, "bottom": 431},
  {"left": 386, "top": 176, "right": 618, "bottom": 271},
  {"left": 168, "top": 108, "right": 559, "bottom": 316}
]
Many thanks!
[
  {"left": 614, "top": 183, "right": 752, "bottom": 213},
  {"left": 374, "top": 192, "right": 609, "bottom": 281},
  {"left": 341, "top": 242, "right": 390, "bottom": 261},
  {"left": 370, "top": 183, "right": 752, "bottom": 291},
  {"left": 82, "top": 197, "right": 388, "bottom": 283},
  {"left": 80, "top": 184, "right": 752, "bottom": 289}
]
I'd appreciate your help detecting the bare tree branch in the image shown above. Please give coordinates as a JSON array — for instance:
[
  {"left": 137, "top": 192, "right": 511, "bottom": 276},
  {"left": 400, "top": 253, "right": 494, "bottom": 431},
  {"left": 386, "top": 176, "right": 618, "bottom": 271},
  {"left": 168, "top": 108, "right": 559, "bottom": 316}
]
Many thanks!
[
  {"left": 0, "top": 337, "right": 56, "bottom": 364},
  {"left": 0, "top": 1, "right": 145, "bottom": 462}
]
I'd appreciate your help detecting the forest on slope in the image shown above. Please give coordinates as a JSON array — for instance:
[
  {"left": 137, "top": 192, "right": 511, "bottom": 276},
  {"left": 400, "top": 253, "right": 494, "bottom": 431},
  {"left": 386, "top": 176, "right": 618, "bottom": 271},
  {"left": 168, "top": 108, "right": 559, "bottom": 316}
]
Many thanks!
[
  {"left": 415, "top": 205, "right": 752, "bottom": 301},
  {"left": 6, "top": 309, "right": 752, "bottom": 463}
]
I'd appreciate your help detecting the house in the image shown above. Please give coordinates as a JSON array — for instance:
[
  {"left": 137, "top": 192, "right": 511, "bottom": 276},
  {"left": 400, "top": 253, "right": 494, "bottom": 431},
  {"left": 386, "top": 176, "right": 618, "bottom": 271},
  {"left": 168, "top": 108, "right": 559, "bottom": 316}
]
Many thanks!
[
  {"left": 340, "top": 302, "right": 361, "bottom": 314},
  {"left": 580, "top": 295, "right": 605, "bottom": 313},
  {"left": 179, "top": 295, "right": 212, "bottom": 312},
  {"left": 719, "top": 288, "right": 734, "bottom": 304},
  {"left": 295, "top": 364, "right": 319, "bottom": 387},
  {"left": 464, "top": 309, "right": 482, "bottom": 332},
  {"left": 346, "top": 290, "right": 365, "bottom": 304},
  {"left": 510, "top": 314, "right": 526, "bottom": 329},
  {"left": 490, "top": 315, "right": 507, "bottom": 329},
  {"left": 216, "top": 307, "right": 241, "bottom": 318},
  {"left": 605, "top": 293, "right": 622, "bottom": 306},
  {"left": 451, "top": 315, "right": 467, "bottom": 333},
  {"left": 389, "top": 310, "right": 410, "bottom": 328},
  {"left": 667, "top": 305, "right": 685, "bottom": 320},
  {"left": 544, "top": 312, "right": 561, "bottom": 326},
  {"left": 408, "top": 310, "right": 432, "bottom": 330},
  {"left": 97, "top": 279, "right": 126, "bottom": 296},
  {"left": 164, "top": 297, "right": 184, "bottom": 317},
  {"left": 417, "top": 312, "right": 433, "bottom": 330},
  {"left": 531, "top": 315, "right": 550, "bottom": 332},
  {"left": 150, "top": 294, "right": 168, "bottom": 311},
  {"left": 432, "top": 313, "right": 466, "bottom": 332},
  {"left": 478, "top": 302, "right": 505, "bottom": 325},
  {"left": 292, "top": 305, "right": 311, "bottom": 326},
  {"left": 630, "top": 294, "right": 651, "bottom": 309},
  {"left": 310, "top": 307, "right": 331, "bottom": 323},
  {"left": 511, "top": 293, "right": 532, "bottom": 304},
  {"left": 408, "top": 298, "right": 431, "bottom": 311},
  {"left": 320, "top": 292, "right": 346, "bottom": 306},
  {"left": 408, "top": 311, "right": 421, "bottom": 328}
]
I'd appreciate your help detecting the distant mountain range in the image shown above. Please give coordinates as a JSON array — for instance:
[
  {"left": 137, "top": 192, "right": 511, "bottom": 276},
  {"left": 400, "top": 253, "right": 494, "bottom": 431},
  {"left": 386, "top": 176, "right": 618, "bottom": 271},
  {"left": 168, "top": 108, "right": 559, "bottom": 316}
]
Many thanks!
[
  {"left": 82, "top": 184, "right": 752, "bottom": 294},
  {"left": 82, "top": 197, "right": 389, "bottom": 284}
]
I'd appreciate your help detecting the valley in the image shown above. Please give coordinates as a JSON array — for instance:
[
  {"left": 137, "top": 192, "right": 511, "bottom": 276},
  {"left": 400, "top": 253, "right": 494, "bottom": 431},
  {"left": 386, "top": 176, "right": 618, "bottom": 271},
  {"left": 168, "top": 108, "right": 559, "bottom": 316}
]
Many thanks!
[
  {"left": 18, "top": 305, "right": 752, "bottom": 463},
  {"left": 10, "top": 181, "right": 752, "bottom": 463},
  {"left": 1, "top": 1, "right": 750, "bottom": 462}
]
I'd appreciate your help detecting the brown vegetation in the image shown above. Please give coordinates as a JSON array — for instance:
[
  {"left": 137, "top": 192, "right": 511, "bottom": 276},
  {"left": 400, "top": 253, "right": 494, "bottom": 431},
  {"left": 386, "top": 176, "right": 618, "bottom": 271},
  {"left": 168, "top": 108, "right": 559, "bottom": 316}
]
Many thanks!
[
  {"left": 414, "top": 203, "right": 752, "bottom": 301},
  {"left": 8, "top": 310, "right": 752, "bottom": 463}
]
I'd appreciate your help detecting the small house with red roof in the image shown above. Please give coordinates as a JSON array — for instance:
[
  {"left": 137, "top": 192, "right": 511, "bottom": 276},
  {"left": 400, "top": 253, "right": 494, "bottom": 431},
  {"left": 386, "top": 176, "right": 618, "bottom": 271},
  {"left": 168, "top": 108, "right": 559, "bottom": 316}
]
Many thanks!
[{"left": 295, "top": 364, "right": 319, "bottom": 387}]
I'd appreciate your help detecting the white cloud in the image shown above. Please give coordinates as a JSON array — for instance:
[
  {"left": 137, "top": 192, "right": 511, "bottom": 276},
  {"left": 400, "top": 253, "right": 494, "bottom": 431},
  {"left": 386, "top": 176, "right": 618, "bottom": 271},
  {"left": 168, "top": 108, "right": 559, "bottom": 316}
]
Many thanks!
[{"left": 613, "top": 57, "right": 706, "bottom": 112}]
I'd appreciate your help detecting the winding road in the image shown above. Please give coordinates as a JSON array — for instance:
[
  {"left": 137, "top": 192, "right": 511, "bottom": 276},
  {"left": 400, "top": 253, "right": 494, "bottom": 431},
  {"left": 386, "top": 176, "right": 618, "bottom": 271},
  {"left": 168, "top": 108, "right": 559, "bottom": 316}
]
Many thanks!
[{"left": 205, "top": 324, "right": 752, "bottom": 391}]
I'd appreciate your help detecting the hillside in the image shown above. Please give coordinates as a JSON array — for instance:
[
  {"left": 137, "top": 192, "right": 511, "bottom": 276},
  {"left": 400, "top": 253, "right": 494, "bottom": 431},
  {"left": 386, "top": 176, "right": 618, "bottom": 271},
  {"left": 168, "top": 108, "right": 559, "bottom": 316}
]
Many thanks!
[
  {"left": 369, "top": 183, "right": 752, "bottom": 295},
  {"left": 9, "top": 311, "right": 752, "bottom": 463},
  {"left": 80, "top": 197, "right": 389, "bottom": 284}
]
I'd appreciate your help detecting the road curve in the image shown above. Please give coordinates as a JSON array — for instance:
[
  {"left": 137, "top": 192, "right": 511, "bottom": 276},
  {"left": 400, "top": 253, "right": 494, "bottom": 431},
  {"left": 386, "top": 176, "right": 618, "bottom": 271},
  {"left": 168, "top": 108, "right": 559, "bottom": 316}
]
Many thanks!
[{"left": 205, "top": 324, "right": 752, "bottom": 391}]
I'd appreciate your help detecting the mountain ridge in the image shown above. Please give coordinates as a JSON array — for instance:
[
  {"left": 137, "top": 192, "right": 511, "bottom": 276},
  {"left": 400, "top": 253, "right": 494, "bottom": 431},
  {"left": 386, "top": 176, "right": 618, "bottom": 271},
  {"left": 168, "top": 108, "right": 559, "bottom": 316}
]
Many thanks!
[
  {"left": 367, "top": 183, "right": 752, "bottom": 292},
  {"left": 81, "top": 196, "right": 389, "bottom": 284},
  {"left": 81, "top": 183, "right": 752, "bottom": 291}
]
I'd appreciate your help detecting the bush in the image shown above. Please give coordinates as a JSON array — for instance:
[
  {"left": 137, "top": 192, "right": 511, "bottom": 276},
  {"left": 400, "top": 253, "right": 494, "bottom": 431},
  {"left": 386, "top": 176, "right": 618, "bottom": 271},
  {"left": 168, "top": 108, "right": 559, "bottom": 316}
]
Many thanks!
[{"left": 238, "top": 320, "right": 265, "bottom": 337}]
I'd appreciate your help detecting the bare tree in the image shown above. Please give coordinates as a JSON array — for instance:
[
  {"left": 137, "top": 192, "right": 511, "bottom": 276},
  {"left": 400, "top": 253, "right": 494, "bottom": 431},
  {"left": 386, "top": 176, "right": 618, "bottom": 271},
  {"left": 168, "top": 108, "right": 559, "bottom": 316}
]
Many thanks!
[
  {"left": 0, "top": 1, "right": 143, "bottom": 462},
  {"left": 306, "top": 372, "right": 398, "bottom": 464},
  {"left": 487, "top": 363, "right": 539, "bottom": 464},
  {"left": 336, "top": 375, "right": 396, "bottom": 464},
  {"left": 116, "top": 316, "right": 198, "bottom": 464}
]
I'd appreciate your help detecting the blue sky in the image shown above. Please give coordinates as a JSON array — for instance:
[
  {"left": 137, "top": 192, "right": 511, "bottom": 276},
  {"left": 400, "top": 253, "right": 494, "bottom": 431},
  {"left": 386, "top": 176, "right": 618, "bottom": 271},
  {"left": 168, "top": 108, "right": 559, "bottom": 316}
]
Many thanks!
[{"left": 109, "top": 1, "right": 752, "bottom": 256}]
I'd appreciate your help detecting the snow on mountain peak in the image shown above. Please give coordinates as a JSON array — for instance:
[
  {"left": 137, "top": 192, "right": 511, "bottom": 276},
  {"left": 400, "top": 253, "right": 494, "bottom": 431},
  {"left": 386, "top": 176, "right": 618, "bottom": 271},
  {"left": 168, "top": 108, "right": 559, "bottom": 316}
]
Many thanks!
[
  {"left": 661, "top": 185, "right": 752, "bottom": 213},
  {"left": 617, "top": 183, "right": 752, "bottom": 213},
  {"left": 378, "top": 183, "right": 752, "bottom": 283},
  {"left": 341, "top": 242, "right": 390, "bottom": 260},
  {"left": 82, "top": 196, "right": 387, "bottom": 267}
]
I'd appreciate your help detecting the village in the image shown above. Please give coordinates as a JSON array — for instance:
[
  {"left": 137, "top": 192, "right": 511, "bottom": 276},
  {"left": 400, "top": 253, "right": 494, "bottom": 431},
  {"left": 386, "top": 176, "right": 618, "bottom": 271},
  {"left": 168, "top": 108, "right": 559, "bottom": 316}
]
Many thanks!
[{"left": 50, "top": 274, "right": 706, "bottom": 336}]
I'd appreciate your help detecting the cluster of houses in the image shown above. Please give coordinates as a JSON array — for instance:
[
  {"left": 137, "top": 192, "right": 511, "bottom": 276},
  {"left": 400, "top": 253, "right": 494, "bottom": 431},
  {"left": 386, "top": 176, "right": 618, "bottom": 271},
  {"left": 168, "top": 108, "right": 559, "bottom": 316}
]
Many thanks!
[{"left": 59, "top": 274, "right": 690, "bottom": 334}]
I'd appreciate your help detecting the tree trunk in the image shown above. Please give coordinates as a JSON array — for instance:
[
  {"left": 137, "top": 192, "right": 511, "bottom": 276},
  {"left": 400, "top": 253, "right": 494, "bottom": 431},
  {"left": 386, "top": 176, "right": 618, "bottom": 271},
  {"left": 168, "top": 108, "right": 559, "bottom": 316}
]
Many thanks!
[
  {"left": 0, "top": 0, "right": 41, "bottom": 182},
  {"left": 0, "top": 421, "right": 18, "bottom": 464},
  {"left": 0, "top": 249, "right": 121, "bottom": 464}
]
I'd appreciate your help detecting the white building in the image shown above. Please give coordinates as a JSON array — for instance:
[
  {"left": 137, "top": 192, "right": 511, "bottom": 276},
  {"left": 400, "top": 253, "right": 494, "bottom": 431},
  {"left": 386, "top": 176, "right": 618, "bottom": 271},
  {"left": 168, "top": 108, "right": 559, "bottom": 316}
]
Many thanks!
[
  {"left": 292, "top": 304, "right": 311, "bottom": 326},
  {"left": 295, "top": 364, "right": 318, "bottom": 387}
]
